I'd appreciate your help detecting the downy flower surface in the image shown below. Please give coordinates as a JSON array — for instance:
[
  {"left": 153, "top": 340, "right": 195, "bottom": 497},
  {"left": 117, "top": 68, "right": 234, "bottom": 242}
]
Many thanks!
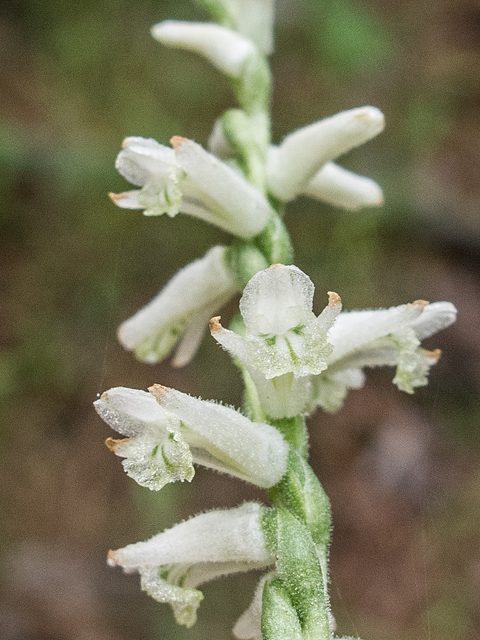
[
  {"left": 108, "top": 503, "right": 274, "bottom": 627},
  {"left": 110, "top": 136, "right": 274, "bottom": 238},
  {"left": 151, "top": 21, "right": 257, "bottom": 78},
  {"left": 95, "top": 384, "right": 289, "bottom": 490},
  {"left": 211, "top": 265, "right": 457, "bottom": 418},
  {"left": 117, "top": 245, "right": 237, "bottom": 366},
  {"left": 266, "top": 106, "right": 385, "bottom": 207},
  {"left": 314, "top": 299, "right": 457, "bottom": 412}
]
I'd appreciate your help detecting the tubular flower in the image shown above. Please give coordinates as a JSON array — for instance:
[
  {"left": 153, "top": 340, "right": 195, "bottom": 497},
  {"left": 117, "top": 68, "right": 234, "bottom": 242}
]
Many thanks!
[
  {"left": 151, "top": 21, "right": 257, "bottom": 78},
  {"left": 211, "top": 265, "right": 457, "bottom": 418},
  {"left": 210, "top": 265, "right": 341, "bottom": 418},
  {"left": 107, "top": 503, "right": 274, "bottom": 627},
  {"left": 110, "top": 136, "right": 274, "bottom": 239},
  {"left": 313, "top": 299, "right": 457, "bottom": 412},
  {"left": 118, "top": 246, "right": 237, "bottom": 367},
  {"left": 95, "top": 384, "right": 289, "bottom": 490},
  {"left": 266, "top": 106, "right": 385, "bottom": 206}
]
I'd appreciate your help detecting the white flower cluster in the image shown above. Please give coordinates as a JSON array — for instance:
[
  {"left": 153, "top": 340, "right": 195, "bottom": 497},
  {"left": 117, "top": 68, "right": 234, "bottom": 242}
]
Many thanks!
[
  {"left": 109, "top": 3, "right": 386, "bottom": 367},
  {"left": 96, "top": 1, "right": 458, "bottom": 638},
  {"left": 95, "top": 263, "right": 455, "bottom": 632}
]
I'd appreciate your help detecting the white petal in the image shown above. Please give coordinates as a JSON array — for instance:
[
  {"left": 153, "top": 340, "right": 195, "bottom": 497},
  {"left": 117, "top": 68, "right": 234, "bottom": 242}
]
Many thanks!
[
  {"left": 233, "top": 573, "right": 272, "bottom": 640},
  {"left": 267, "top": 106, "right": 385, "bottom": 201},
  {"left": 116, "top": 137, "right": 177, "bottom": 187},
  {"left": 302, "top": 162, "right": 384, "bottom": 210},
  {"left": 94, "top": 387, "right": 169, "bottom": 438},
  {"left": 409, "top": 301, "right": 457, "bottom": 340},
  {"left": 240, "top": 265, "right": 314, "bottom": 336},
  {"left": 108, "top": 190, "right": 142, "bottom": 209},
  {"left": 173, "top": 137, "right": 273, "bottom": 238},
  {"left": 149, "top": 385, "right": 289, "bottom": 488},
  {"left": 171, "top": 310, "right": 212, "bottom": 368},
  {"left": 151, "top": 21, "right": 256, "bottom": 78},
  {"left": 328, "top": 300, "right": 428, "bottom": 364},
  {"left": 118, "top": 246, "right": 236, "bottom": 364},
  {"left": 108, "top": 503, "right": 273, "bottom": 568}
]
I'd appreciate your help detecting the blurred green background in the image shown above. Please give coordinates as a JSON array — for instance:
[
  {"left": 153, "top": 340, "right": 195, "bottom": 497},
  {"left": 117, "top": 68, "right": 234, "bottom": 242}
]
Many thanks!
[{"left": 1, "top": 0, "right": 480, "bottom": 639}]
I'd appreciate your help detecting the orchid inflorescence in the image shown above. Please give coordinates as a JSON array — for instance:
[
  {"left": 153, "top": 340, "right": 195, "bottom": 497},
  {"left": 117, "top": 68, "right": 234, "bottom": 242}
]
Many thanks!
[{"left": 95, "top": 1, "right": 457, "bottom": 639}]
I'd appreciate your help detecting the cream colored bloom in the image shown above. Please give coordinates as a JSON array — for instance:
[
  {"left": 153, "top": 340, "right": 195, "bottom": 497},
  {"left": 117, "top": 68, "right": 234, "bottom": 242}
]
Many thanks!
[
  {"left": 110, "top": 136, "right": 274, "bottom": 238},
  {"left": 108, "top": 503, "right": 274, "bottom": 627},
  {"left": 211, "top": 265, "right": 457, "bottom": 417},
  {"left": 118, "top": 246, "right": 237, "bottom": 367},
  {"left": 95, "top": 384, "right": 289, "bottom": 490},
  {"left": 266, "top": 106, "right": 385, "bottom": 204}
]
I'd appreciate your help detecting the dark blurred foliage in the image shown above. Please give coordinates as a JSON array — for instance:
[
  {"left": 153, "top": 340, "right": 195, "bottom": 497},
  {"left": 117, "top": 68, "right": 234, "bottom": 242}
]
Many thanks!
[{"left": 1, "top": 0, "right": 480, "bottom": 639}]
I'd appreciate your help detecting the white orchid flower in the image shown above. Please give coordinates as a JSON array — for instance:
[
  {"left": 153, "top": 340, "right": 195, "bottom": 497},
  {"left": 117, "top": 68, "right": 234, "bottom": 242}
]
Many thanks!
[
  {"left": 95, "top": 387, "right": 194, "bottom": 490},
  {"left": 207, "top": 118, "right": 382, "bottom": 211},
  {"left": 108, "top": 503, "right": 274, "bottom": 627},
  {"left": 210, "top": 263, "right": 340, "bottom": 375},
  {"left": 266, "top": 106, "right": 385, "bottom": 204},
  {"left": 118, "top": 246, "right": 237, "bottom": 367},
  {"left": 314, "top": 300, "right": 457, "bottom": 411},
  {"left": 211, "top": 265, "right": 457, "bottom": 418},
  {"left": 210, "top": 265, "right": 341, "bottom": 418},
  {"left": 95, "top": 384, "right": 289, "bottom": 490},
  {"left": 151, "top": 21, "right": 257, "bottom": 78},
  {"left": 110, "top": 136, "right": 274, "bottom": 238}
]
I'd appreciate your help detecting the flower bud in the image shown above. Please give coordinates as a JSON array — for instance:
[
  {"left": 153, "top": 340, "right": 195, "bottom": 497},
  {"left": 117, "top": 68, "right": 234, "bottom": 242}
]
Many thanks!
[
  {"left": 267, "top": 106, "right": 385, "bottom": 202},
  {"left": 152, "top": 21, "right": 256, "bottom": 78}
]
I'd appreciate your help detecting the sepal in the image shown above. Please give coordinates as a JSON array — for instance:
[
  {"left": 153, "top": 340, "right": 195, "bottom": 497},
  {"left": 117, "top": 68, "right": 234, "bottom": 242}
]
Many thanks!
[
  {"left": 149, "top": 384, "right": 289, "bottom": 488},
  {"left": 261, "top": 576, "right": 303, "bottom": 640},
  {"left": 95, "top": 387, "right": 194, "bottom": 490},
  {"left": 302, "top": 161, "right": 384, "bottom": 210}
]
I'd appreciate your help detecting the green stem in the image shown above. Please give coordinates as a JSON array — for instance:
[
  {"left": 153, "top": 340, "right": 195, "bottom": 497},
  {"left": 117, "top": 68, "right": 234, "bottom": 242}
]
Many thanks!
[{"left": 268, "top": 416, "right": 308, "bottom": 456}]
